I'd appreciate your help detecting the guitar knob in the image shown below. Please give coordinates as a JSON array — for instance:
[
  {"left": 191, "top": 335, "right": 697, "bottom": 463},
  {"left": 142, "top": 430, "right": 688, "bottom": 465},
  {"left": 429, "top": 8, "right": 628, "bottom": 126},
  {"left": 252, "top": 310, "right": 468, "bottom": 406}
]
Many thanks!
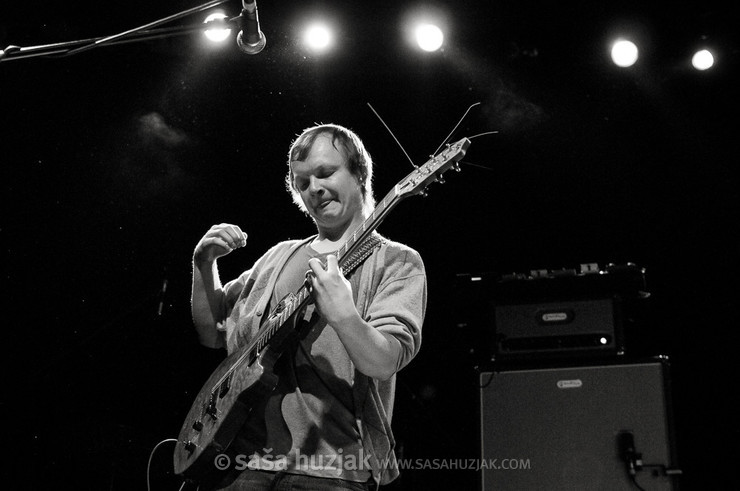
[
  {"left": 184, "top": 441, "right": 197, "bottom": 454},
  {"left": 192, "top": 420, "right": 204, "bottom": 431}
]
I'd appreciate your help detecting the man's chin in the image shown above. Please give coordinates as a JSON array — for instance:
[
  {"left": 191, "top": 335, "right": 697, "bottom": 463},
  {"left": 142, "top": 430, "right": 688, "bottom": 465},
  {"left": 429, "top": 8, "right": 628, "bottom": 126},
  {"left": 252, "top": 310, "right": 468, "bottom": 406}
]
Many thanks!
[
  {"left": 312, "top": 211, "right": 347, "bottom": 231},
  {"left": 313, "top": 202, "right": 337, "bottom": 217}
]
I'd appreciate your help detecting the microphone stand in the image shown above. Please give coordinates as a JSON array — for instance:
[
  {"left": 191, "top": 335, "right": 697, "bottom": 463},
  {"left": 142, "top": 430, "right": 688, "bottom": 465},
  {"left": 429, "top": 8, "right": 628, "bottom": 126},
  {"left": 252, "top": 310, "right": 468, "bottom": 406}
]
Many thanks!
[{"left": 0, "top": 0, "right": 233, "bottom": 62}]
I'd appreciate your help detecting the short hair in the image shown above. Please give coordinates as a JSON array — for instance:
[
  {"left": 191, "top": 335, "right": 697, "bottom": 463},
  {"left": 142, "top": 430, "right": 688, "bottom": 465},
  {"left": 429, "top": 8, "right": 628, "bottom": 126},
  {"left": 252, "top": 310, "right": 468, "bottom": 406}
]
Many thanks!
[{"left": 285, "top": 123, "right": 376, "bottom": 216}]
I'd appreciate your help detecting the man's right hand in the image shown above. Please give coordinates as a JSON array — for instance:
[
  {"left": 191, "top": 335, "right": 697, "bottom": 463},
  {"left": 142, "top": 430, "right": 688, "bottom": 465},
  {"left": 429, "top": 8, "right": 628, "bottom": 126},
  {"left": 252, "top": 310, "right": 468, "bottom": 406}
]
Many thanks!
[{"left": 193, "top": 223, "right": 248, "bottom": 265}]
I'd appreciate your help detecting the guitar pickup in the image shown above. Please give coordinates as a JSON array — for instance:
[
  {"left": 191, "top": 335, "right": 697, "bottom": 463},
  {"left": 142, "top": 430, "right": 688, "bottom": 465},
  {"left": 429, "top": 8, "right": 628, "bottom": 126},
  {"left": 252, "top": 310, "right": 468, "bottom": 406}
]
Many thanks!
[
  {"left": 206, "top": 391, "right": 219, "bottom": 419},
  {"left": 218, "top": 373, "right": 232, "bottom": 398}
]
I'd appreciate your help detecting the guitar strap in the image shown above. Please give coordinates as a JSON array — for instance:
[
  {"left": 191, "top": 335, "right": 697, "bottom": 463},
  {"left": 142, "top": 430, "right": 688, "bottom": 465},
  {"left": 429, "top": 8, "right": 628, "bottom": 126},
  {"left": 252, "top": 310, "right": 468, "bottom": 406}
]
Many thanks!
[{"left": 341, "top": 232, "right": 386, "bottom": 278}]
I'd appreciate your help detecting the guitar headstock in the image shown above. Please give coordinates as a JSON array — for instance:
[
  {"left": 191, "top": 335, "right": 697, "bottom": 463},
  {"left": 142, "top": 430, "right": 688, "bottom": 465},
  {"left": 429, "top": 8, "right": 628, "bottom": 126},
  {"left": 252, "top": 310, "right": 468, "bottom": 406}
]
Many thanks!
[{"left": 396, "top": 137, "right": 471, "bottom": 199}]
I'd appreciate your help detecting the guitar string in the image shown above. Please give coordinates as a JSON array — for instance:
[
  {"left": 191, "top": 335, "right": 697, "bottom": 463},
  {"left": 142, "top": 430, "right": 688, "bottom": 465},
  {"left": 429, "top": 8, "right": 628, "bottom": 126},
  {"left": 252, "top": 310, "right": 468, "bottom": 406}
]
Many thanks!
[
  {"left": 431, "top": 101, "right": 481, "bottom": 156},
  {"left": 185, "top": 134, "right": 471, "bottom": 476},
  {"left": 366, "top": 102, "right": 416, "bottom": 169},
  {"left": 204, "top": 139, "right": 470, "bottom": 408}
]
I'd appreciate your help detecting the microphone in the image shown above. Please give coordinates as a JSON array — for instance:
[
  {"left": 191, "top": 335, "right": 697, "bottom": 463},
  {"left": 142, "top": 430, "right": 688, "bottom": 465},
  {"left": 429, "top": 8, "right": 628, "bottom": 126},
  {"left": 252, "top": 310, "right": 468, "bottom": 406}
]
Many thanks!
[
  {"left": 618, "top": 431, "right": 643, "bottom": 476},
  {"left": 236, "top": 0, "right": 266, "bottom": 55}
]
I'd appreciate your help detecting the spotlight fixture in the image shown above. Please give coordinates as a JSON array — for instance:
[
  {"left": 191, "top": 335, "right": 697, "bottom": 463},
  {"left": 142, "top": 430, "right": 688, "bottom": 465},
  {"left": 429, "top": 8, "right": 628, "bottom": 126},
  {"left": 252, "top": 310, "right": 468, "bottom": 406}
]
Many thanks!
[
  {"left": 415, "top": 23, "right": 444, "bottom": 52},
  {"left": 611, "top": 39, "right": 639, "bottom": 67},
  {"left": 203, "top": 12, "right": 231, "bottom": 43},
  {"left": 304, "top": 23, "right": 333, "bottom": 52},
  {"left": 691, "top": 49, "right": 714, "bottom": 70}
]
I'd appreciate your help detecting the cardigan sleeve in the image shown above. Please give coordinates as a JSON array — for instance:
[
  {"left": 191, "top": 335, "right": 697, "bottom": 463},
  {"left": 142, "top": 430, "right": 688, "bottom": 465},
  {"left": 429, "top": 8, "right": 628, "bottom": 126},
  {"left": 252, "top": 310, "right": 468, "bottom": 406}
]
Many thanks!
[{"left": 361, "top": 244, "right": 427, "bottom": 373}]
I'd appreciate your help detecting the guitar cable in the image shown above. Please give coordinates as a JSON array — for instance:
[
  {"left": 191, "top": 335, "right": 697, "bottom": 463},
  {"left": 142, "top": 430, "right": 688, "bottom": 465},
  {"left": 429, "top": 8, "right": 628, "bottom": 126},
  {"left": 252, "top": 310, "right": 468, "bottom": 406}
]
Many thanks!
[{"left": 147, "top": 438, "right": 184, "bottom": 491}]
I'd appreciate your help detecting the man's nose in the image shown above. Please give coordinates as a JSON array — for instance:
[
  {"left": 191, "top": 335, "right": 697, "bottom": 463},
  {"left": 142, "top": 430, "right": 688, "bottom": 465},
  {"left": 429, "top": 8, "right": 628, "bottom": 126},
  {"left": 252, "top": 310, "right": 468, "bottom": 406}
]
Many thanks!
[{"left": 308, "top": 176, "right": 323, "bottom": 194}]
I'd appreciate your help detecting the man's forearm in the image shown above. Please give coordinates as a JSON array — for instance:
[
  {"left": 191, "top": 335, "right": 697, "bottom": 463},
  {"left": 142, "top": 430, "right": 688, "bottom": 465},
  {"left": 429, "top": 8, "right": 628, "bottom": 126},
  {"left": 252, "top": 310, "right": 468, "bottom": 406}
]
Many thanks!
[{"left": 192, "top": 259, "right": 226, "bottom": 348}]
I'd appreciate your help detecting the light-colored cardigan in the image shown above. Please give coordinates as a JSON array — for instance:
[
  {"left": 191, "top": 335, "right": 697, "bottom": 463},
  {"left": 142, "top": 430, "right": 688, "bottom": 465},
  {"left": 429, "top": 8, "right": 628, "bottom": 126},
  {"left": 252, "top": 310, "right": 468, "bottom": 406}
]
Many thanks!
[{"left": 217, "top": 235, "right": 427, "bottom": 485}]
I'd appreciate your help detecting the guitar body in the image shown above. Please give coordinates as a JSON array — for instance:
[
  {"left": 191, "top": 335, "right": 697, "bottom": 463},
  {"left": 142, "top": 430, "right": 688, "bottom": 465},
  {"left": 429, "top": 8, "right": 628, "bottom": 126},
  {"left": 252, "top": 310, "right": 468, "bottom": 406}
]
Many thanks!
[
  {"left": 173, "top": 137, "right": 470, "bottom": 484},
  {"left": 173, "top": 344, "right": 280, "bottom": 484}
]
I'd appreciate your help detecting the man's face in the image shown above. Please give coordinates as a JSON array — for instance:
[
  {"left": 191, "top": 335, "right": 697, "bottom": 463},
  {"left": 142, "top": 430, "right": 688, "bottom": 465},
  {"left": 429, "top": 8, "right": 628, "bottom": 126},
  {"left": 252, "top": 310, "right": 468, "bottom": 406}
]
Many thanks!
[{"left": 290, "top": 133, "right": 364, "bottom": 234}]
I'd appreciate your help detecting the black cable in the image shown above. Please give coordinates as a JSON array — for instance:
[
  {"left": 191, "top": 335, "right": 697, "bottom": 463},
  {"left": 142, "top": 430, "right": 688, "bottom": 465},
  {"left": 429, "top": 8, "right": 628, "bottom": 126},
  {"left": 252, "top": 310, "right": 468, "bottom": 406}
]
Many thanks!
[{"left": 628, "top": 473, "right": 647, "bottom": 491}]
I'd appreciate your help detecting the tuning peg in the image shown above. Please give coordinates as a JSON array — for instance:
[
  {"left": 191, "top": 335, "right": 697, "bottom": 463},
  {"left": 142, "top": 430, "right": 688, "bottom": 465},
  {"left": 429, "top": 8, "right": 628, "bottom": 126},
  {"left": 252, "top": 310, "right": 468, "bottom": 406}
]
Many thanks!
[
  {"left": 419, "top": 189, "right": 428, "bottom": 197},
  {"left": 436, "top": 173, "right": 446, "bottom": 184},
  {"left": 452, "top": 163, "right": 461, "bottom": 172}
]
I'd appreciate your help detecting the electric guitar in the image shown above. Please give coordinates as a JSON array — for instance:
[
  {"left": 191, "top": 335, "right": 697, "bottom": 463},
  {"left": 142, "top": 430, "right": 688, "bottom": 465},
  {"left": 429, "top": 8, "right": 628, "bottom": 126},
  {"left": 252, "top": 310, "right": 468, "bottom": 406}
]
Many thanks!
[{"left": 173, "top": 137, "right": 471, "bottom": 484}]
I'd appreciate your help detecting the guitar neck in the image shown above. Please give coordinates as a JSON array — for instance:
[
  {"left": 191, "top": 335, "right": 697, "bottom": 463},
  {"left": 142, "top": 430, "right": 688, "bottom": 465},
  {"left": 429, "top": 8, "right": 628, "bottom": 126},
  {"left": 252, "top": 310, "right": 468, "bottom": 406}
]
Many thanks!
[
  {"left": 252, "top": 187, "right": 402, "bottom": 353},
  {"left": 238, "top": 137, "right": 470, "bottom": 368},
  {"left": 337, "top": 188, "right": 400, "bottom": 268}
]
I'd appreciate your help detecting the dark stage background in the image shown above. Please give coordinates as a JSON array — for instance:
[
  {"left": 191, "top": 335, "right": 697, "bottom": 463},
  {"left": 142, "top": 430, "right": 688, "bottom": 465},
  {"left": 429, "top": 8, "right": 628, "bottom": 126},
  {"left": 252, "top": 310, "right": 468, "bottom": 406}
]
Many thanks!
[{"left": 2, "top": 1, "right": 738, "bottom": 489}]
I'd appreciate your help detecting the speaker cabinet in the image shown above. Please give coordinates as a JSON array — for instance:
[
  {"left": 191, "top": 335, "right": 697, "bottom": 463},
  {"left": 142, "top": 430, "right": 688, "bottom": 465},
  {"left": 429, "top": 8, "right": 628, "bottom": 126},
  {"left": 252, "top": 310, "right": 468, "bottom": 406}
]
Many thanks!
[{"left": 480, "top": 359, "right": 679, "bottom": 490}]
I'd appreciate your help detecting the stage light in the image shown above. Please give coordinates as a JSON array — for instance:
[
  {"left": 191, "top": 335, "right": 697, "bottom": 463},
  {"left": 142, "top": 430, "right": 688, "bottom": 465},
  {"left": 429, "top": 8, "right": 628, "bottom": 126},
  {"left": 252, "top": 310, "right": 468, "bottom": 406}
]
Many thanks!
[
  {"left": 402, "top": 5, "right": 449, "bottom": 53},
  {"left": 304, "top": 23, "right": 333, "bottom": 52},
  {"left": 610, "top": 39, "right": 639, "bottom": 67},
  {"left": 415, "top": 23, "right": 444, "bottom": 52},
  {"left": 691, "top": 49, "right": 714, "bottom": 70},
  {"left": 203, "top": 12, "right": 231, "bottom": 42}
]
